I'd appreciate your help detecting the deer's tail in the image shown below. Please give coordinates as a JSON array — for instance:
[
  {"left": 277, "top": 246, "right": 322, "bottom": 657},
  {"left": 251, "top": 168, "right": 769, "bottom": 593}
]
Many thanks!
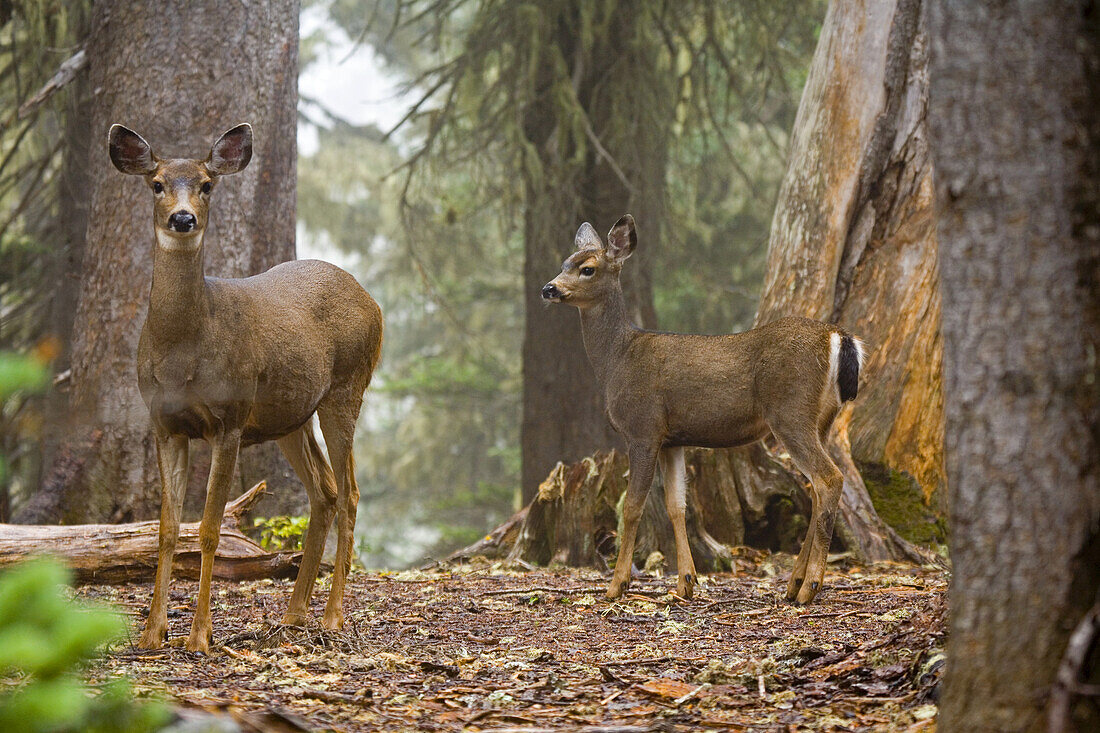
[{"left": 830, "top": 331, "right": 865, "bottom": 403}]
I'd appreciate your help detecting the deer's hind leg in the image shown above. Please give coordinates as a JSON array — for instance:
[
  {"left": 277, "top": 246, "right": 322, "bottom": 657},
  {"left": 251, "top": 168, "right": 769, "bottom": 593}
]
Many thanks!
[
  {"left": 277, "top": 422, "right": 338, "bottom": 626},
  {"left": 316, "top": 393, "right": 363, "bottom": 630},
  {"left": 785, "top": 484, "right": 820, "bottom": 602},
  {"left": 775, "top": 428, "right": 843, "bottom": 605},
  {"left": 659, "top": 446, "right": 697, "bottom": 599}
]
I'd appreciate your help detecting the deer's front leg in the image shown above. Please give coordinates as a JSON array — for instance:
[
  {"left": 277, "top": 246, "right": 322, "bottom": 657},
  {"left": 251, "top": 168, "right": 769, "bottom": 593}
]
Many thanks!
[
  {"left": 607, "top": 443, "right": 659, "bottom": 600},
  {"left": 660, "top": 447, "right": 697, "bottom": 600},
  {"left": 186, "top": 430, "right": 240, "bottom": 654},
  {"left": 138, "top": 433, "right": 190, "bottom": 649}
]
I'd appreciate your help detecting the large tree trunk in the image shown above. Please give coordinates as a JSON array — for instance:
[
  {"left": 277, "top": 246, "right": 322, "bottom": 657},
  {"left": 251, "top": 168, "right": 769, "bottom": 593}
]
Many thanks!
[
  {"left": 716, "top": 0, "right": 939, "bottom": 562},
  {"left": 520, "top": 3, "right": 670, "bottom": 502},
  {"left": 23, "top": 0, "right": 302, "bottom": 524},
  {"left": 928, "top": 2, "right": 1100, "bottom": 731}
]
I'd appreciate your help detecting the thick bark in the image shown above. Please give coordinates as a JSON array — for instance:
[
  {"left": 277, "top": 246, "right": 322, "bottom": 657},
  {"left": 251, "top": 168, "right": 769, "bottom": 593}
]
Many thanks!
[
  {"left": 719, "top": 0, "right": 939, "bottom": 562},
  {"left": 32, "top": 0, "right": 302, "bottom": 524},
  {"left": 928, "top": 2, "right": 1100, "bottom": 731},
  {"left": 0, "top": 482, "right": 311, "bottom": 584},
  {"left": 520, "top": 4, "right": 670, "bottom": 502}
]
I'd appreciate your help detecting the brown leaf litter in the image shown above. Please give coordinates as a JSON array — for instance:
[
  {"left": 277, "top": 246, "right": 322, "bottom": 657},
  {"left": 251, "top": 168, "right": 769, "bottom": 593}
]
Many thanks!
[{"left": 77, "top": 549, "right": 946, "bottom": 732}]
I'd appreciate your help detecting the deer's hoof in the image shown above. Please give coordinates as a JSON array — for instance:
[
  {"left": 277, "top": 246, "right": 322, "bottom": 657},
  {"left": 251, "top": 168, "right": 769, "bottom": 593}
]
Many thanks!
[
  {"left": 321, "top": 610, "right": 344, "bottom": 631},
  {"left": 676, "top": 574, "right": 696, "bottom": 600},
  {"left": 785, "top": 576, "right": 804, "bottom": 602},
  {"left": 281, "top": 612, "right": 309, "bottom": 627},
  {"left": 605, "top": 579, "right": 629, "bottom": 600},
  {"left": 136, "top": 627, "right": 166, "bottom": 650},
  {"left": 795, "top": 580, "right": 821, "bottom": 606},
  {"left": 185, "top": 625, "right": 213, "bottom": 654}
]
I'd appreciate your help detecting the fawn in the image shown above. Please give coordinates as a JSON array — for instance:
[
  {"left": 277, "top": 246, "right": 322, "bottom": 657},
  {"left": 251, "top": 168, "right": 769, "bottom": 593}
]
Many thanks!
[
  {"left": 109, "top": 123, "right": 383, "bottom": 652},
  {"left": 542, "top": 215, "right": 863, "bottom": 604}
]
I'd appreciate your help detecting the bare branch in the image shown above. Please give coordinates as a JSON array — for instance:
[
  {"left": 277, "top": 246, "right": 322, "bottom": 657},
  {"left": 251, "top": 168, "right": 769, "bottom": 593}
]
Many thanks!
[{"left": 17, "top": 48, "right": 86, "bottom": 120}]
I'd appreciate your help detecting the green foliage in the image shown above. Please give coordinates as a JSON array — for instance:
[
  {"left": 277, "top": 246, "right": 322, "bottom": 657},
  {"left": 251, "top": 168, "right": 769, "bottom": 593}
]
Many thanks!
[
  {"left": 253, "top": 515, "right": 310, "bottom": 551},
  {"left": 0, "top": 559, "right": 169, "bottom": 733},
  {"left": 0, "top": 351, "right": 50, "bottom": 494}
]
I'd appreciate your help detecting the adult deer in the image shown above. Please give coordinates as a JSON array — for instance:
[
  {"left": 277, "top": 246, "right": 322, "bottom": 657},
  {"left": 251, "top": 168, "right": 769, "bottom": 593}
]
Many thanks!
[
  {"left": 109, "top": 123, "right": 383, "bottom": 653},
  {"left": 541, "top": 215, "right": 864, "bottom": 605}
]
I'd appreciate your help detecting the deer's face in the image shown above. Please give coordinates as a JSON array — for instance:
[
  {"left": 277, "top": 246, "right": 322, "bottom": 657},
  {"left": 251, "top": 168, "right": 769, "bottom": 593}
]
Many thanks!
[
  {"left": 108, "top": 123, "right": 253, "bottom": 247},
  {"left": 146, "top": 159, "right": 216, "bottom": 237},
  {"left": 542, "top": 248, "right": 621, "bottom": 308},
  {"left": 542, "top": 216, "right": 637, "bottom": 309}
]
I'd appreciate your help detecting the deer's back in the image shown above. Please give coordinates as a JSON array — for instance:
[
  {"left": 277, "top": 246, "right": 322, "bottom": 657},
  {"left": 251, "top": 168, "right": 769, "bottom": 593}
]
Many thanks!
[{"left": 609, "top": 316, "right": 836, "bottom": 448}]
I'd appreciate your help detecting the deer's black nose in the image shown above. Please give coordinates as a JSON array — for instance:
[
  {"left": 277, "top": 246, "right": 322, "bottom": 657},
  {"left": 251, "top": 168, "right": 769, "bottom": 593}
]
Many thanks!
[
  {"left": 167, "top": 211, "right": 196, "bottom": 232},
  {"left": 542, "top": 283, "right": 561, "bottom": 300}
]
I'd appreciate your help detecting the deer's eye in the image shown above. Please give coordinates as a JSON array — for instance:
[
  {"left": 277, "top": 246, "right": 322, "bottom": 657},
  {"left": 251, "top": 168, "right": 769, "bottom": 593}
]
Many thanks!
[
  {"left": 152, "top": 181, "right": 164, "bottom": 194},
  {"left": 201, "top": 181, "right": 212, "bottom": 194},
  {"left": 580, "top": 266, "right": 596, "bottom": 277}
]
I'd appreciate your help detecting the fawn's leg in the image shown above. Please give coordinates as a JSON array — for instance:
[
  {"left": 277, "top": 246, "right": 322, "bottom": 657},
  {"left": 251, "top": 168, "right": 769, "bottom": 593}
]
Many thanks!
[
  {"left": 317, "top": 397, "right": 362, "bottom": 630},
  {"left": 607, "top": 443, "right": 659, "bottom": 599},
  {"left": 276, "top": 424, "right": 338, "bottom": 625},
  {"left": 186, "top": 429, "right": 240, "bottom": 653},
  {"left": 138, "top": 433, "right": 189, "bottom": 649},
  {"left": 659, "top": 447, "right": 698, "bottom": 599}
]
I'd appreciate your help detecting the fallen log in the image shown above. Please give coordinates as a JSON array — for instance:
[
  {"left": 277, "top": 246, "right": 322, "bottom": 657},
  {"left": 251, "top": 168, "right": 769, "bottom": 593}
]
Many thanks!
[{"left": 0, "top": 481, "right": 315, "bottom": 584}]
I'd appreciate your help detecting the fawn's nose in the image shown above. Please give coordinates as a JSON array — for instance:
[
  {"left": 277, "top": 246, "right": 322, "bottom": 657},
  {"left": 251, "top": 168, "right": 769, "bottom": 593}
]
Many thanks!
[
  {"left": 542, "top": 283, "right": 562, "bottom": 301},
  {"left": 167, "top": 211, "right": 197, "bottom": 233}
]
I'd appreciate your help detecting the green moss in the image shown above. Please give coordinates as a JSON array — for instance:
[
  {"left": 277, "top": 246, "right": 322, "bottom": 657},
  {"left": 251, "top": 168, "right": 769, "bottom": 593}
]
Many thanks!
[{"left": 859, "top": 462, "right": 947, "bottom": 546}]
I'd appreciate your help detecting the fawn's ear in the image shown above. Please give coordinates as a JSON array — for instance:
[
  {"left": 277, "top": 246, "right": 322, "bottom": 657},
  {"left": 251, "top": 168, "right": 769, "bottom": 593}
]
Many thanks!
[
  {"left": 108, "top": 125, "right": 157, "bottom": 175},
  {"left": 206, "top": 123, "right": 253, "bottom": 176},
  {"left": 575, "top": 222, "right": 603, "bottom": 251},
  {"left": 606, "top": 214, "right": 636, "bottom": 262}
]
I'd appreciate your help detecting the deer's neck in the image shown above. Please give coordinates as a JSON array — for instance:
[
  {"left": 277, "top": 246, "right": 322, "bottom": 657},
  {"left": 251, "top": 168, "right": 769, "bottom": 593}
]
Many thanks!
[
  {"left": 147, "top": 230, "right": 208, "bottom": 342},
  {"left": 579, "top": 283, "right": 636, "bottom": 389}
]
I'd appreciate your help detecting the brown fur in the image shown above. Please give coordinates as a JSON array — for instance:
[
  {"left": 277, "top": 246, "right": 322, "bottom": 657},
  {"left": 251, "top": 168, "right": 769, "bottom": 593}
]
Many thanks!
[
  {"left": 109, "top": 124, "right": 382, "bottom": 652},
  {"left": 543, "top": 215, "right": 859, "bottom": 604}
]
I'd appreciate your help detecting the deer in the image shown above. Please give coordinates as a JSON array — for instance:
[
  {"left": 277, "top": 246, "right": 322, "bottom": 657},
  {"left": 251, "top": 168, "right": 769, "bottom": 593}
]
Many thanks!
[
  {"left": 541, "top": 214, "right": 864, "bottom": 605},
  {"left": 108, "top": 123, "right": 383, "bottom": 653}
]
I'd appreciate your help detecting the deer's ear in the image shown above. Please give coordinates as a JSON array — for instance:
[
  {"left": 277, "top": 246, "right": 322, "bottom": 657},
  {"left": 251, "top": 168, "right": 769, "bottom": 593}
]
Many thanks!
[
  {"left": 108, "top": 125, "right": 157, "bottom": 175},
  {"left": 207, "top": 123, "right": 253, "bottom": 176},
  {"left": 575, "top": 222, "right": 603, "bottom": 251},
  {"left": 606, "top": 214, "right": 636, "bottom": 262}
]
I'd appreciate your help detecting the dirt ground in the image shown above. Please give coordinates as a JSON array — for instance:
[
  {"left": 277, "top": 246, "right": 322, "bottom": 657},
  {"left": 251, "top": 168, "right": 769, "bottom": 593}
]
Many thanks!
[{"left": 78, "top": 550, "right": 947, "bottom": 732}]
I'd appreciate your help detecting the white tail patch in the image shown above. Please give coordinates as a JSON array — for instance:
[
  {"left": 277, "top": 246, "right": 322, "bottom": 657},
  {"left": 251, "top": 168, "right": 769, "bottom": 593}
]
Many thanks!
[
  {"left": 827, "top": 332, "right": 843, "bottom": 401},
  {"left": 851, "top": 336, "right": 866, "bottom": 369}
]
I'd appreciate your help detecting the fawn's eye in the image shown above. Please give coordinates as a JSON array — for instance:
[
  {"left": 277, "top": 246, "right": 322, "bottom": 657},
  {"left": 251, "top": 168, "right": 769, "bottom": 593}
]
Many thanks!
[
  {"left": 201, "top": 181, "right": 212, "bottom": 194},
  {"left": 152, "top": 181, "right": 163, "bottom": 194},
  {"left": 580, "top": 266, "right": 596, "bottom": 277}
]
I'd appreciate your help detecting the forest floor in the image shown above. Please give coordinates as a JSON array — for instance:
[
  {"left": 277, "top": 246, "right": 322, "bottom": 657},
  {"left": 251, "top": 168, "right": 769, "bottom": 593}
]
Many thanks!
[{"left": 78, "top": 549, "right": 946, "bottom": 732}]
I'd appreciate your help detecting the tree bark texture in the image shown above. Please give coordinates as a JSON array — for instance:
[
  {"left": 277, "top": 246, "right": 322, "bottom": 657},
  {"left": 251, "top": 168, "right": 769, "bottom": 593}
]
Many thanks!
[
  {"left": 727, "top": 0, "right": 941, "bottom": 561},
  {"left": 0, "top": 482, "right": 312, "bottom": 584},
  {"left": 928, "top": 2, "right": 1100, "bottom": 731},
  {"left": 35, "top": 0, "right": 301, "bottom": 524},
  {"left": 520, "top": 3, "right": 671, "bottom": 502}
]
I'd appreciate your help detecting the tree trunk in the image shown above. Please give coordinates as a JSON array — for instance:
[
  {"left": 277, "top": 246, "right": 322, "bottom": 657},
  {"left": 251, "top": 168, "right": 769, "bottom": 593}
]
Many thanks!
[
  {"left": 717, "top": 0, "right": 940, "bottom": 561},
  {"left": 28, "top": 0, "right": 302, "bottom": 524},
  {"left": 520, "top": 3, "right": 671, "bottom": 502},
  {"left": 928, "top": 2, "right": 1100, "bottom": 731},
  {"left": 0, "top": 482, "right": 313, "bottom": 584}
]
